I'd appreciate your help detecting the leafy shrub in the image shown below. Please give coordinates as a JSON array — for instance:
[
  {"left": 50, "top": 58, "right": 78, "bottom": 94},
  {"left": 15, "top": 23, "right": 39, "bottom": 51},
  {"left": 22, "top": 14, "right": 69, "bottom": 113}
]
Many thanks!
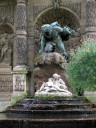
[{"left": 65, "top": 38, "right": 96, "bottom": 96}]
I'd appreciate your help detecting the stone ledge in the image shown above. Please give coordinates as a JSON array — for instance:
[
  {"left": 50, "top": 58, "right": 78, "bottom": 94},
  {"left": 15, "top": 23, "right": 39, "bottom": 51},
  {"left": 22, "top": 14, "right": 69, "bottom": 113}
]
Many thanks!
[
  {"left": 13, "top": 65, "right": 29, "bottom": 74},
  {"left": 84, "top": 91, "right": 96, "bottom": 104}
]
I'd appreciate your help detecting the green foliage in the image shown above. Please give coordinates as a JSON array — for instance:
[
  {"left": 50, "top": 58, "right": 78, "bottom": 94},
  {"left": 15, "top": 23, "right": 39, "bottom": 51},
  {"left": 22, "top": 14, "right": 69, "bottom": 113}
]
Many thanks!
[
  {"left": 9, "top": 92, "right": 27, "bottom": 106},
  {"left": 65, "top": 38, "right": 96, "bottom": 95},
  {"left": 34, "top": 53, "right": 41, "bottom": 62},
  {"left": 35, "top": 95, "right": 72, "bottom": 99},
  {"left": 86, "top": 96, "right": 96, "bottom": 104}
]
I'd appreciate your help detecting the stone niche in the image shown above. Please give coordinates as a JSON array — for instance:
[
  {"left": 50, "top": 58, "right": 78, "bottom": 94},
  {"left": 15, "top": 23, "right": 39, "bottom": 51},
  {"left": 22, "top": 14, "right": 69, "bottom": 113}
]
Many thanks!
[
  {"left": 0, "top": 0, "right": 14, "bottom": 74},
  {"left": 0, "top": 30, "right": 13, "bottom": 74},
  {"left": 0, "top": 24, "right": 14, "bottom": 93}
]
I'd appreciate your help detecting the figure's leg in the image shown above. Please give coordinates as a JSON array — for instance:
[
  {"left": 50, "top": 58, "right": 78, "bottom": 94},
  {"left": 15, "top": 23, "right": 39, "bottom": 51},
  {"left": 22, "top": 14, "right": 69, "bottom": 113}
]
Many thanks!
[
  {"left": 39, "top": 83, "right": 46, "bottom": 92},
  {"left": 54, "top": 36, "right": 68, "bottom": 59},
  {"left": 39, "top": 36, "right": 46, "bottom": 53}
]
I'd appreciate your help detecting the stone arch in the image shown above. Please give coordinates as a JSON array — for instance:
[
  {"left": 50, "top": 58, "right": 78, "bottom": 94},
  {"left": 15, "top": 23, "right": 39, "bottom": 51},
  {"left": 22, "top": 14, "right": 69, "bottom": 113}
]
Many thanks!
[
  {"left": 33, "top": 7, "right": 80, "bottom": 28},
  {"left": 0, "top": 23, "right": 14, "bottom": 34},
  {"left": 33, "top": 7, "right": 81, "bottom": 52}
]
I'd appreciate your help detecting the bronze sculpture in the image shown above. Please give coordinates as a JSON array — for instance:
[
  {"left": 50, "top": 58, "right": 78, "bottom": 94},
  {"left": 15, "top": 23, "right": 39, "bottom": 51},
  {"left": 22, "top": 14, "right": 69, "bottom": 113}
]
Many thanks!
[{"left": 39, "top": 22, "right": 75, "bottom": 60}]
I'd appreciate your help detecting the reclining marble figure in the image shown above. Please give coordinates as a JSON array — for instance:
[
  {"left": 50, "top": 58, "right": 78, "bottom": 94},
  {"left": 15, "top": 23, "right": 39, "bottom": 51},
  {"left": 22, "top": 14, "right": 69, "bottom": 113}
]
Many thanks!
[{"left": 35, "top": 73, "right": 72, "bottom": 97}]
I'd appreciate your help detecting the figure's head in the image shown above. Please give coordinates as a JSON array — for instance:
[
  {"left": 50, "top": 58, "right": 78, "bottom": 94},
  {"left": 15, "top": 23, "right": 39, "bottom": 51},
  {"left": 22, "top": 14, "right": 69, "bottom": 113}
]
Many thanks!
[
  {"left": 52, "top": 73, "right": 61, "bottom": 80},
  {"left": 41, "top": 24, "right": 52, "bottom": 38}
]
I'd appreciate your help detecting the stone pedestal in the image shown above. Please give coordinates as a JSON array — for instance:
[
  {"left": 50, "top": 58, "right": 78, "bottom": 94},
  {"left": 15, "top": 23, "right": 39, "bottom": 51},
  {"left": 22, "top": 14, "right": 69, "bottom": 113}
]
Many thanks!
[
  {"left": 12, "top": 65, "right": 29, "bottom": 97},
  {"left": 12, "top": 0, "right": 29, "bottom": 97}
]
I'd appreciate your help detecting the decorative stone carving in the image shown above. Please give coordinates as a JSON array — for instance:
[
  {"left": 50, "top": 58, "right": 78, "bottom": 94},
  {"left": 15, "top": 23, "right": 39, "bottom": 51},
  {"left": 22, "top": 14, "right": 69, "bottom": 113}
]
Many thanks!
[
  {"left": 15, "top": 0, "right": 27, "bottom": 66},
  {"left": 86, "top": 0, "right": 96, "bottom": 27},
  {"left": 16, "top": 36, "right": 27, "bottom": 65},
  {"left": 16, "top": 2, "right": 27, "bottom": 30},
  {"left": 33, "top": 1, "right": 81, "bottom": 21},
  {"left": 0, "top": 75, "right": 13, "bottom": 92},
  {"left": 0, "top": 6, "right": 14, "bottom": 25},
  {"left": 12, "top": 65, "right": 29, "bottom": 96},
  {"left": 12, "top": 0, "right": 28, "bottom": 97},
  {"left": 51, "top": 0, "right": 61, "bottom": 9},
  {"left": 61, "top": 2, "right": 81, "bottom": 17},
  {"left": 33, "top": 4, "right": 50, "bottom": 20},
  {"left": 14, "top": 75, "right": 25, "bottom": 91},
  {"left": 35, "top": 73, "right": 72, "bottom": 97},
  {"left": 85, "top": 0, "right": 96, "bottom": 38},
  {"left": 0, "top": 33, "right": 13, "bottom": 64}
]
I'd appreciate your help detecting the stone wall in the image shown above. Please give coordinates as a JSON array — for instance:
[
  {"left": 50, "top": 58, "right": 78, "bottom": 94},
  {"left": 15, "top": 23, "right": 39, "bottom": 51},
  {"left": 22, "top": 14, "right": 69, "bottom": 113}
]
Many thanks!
[
  {"left": 0, "top": 0, "right": 95, "bottom": 99},
  {"left": 0, "top": 0, "right": 15, "bottom": 95},
  {"left": 27, "top": 0, "right": 83, "bottom": 68}
]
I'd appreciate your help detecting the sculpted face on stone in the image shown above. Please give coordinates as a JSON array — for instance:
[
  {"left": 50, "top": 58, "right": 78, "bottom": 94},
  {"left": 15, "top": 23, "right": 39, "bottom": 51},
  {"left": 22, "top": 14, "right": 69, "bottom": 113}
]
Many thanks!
[{"left": 52, "top": 73, "right": 60, "bottom": 80}]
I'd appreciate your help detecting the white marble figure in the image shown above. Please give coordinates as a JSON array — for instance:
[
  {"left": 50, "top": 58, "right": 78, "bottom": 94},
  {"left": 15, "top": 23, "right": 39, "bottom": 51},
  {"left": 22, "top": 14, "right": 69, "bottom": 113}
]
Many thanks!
[{"left": 35, "top": 73, "right": 72, "bottom": 97}]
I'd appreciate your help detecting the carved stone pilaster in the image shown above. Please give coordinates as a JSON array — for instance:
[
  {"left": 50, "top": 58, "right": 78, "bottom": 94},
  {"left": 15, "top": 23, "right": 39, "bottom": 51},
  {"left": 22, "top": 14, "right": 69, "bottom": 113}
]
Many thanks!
[
  {"left": 86, "top": 0, "right": 96, "bottom": 27},
  {"left": 16, "top": 36, "right": 27, "bottom": 65},
  {"left": 12, "top": 0, "right": 28, "bottom": 97},
  {"left": 85, "top": 0, "right": 96, "bottom": 38},
  {"left": 15, "top": 0, "right": 27, "bottom": 66},
  {"left": 16, "top": 0, "right": 27, "bottom": 31}
]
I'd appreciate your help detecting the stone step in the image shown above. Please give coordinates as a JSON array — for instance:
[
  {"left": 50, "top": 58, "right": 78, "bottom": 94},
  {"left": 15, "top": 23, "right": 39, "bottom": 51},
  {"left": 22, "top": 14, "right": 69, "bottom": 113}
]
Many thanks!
[
  {"left": 6, "top": 108, "right": 96, "bottom": 118},
  {"left": 11, "top": 102, "right": 93, "bottom": 110},
  {"left": 22, "top": 97, "right": 88, "bottom": 104},
  {"left": 0, "top": 117, "right": 96, "bottom": 128},
  {"left": 10, "top": 97, "right": 93, "bottom": 110},
  {"left": 5, "top": 97, "right": 96, "bottom": 128}
]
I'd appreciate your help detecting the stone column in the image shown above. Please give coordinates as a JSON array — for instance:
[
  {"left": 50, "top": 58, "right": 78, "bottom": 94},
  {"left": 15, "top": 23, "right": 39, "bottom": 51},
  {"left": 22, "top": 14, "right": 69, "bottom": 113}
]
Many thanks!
[
  {"left": 85, "top": 0, "right": 96, "bottom": 38},
  {"left": 12, "top": 0, "right": 29, "bottom": 97},
  {"left": 15, "top": 0, "right": 27, "bottom": 66}
]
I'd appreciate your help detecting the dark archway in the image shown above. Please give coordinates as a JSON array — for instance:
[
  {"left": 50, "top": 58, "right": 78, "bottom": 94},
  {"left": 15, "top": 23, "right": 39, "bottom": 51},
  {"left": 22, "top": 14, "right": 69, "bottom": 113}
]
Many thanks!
[
  {"left": 0, "top": 23, "right": 13, "bottom": 34},
  {"left": 34, "top": 8, "right": 81, "bottom": 53},
  {"left": 34, "top": 8, "right": 80, "bottom": 30}
]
